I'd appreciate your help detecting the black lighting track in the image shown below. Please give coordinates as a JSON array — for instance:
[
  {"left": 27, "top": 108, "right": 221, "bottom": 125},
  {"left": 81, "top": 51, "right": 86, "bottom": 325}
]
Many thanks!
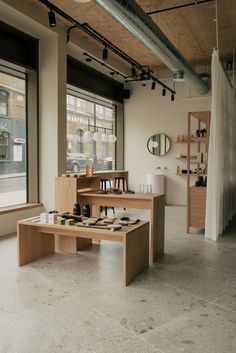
[
  {"left": 83, "top": 52, "right": 128, "bottom": 79},
  {"left": 147, "top": 0, "right": 214, "bottom": 16},
  {"left": 38, "top": 0, "right": 176, "bottom": 95}
]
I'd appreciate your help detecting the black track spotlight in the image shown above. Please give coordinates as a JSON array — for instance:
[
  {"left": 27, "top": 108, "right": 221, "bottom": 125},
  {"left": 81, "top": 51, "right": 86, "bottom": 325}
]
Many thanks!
[
  {"left": 131, "top": 66, "right": 136, "bottom": 77},
  {"left": 110, "top": 71, "right": 116, "bottom": 76},
  {"left": 162, "top": 87, "right": 166, "bottom": 96},
  {"left": 48, "top": 9, "right": 56, "bottom": 27},
  {"left": 85, "top": 57, "right": 92, "bottom": 62},
  {"left": 151, "top": 81, "right": 156, "bottom": 90},
  {"left": 102, "top": 45, "right": 108, "bottom": 60},
  {"left": 171, "top": 93, "right": 175, "bottom": 101}
]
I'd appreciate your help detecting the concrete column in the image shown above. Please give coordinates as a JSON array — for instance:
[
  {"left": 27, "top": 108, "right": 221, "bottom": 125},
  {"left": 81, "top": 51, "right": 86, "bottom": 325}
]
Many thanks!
[{"left": 39, "top": 32, "right": 67, "bottom": 211}]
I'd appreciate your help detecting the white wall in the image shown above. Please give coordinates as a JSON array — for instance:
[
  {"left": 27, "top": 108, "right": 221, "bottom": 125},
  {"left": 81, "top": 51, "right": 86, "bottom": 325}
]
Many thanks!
[
  {"left": 0, "top": 206, "right": 42, "bottom": 237},
  {"left": 124, "top": 81, "right": 211, "bottom": 205}
]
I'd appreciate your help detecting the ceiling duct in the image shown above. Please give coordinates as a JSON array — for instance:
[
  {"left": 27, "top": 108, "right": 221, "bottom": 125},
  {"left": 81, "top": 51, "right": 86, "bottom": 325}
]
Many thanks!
[{"left": 95, "top": 0, "right": 209, "bottom": 95}]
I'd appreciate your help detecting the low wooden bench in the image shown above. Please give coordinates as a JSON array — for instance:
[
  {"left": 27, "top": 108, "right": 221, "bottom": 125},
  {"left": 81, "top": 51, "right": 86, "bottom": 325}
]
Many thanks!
[{"left": 17, "top": 218, "right": 149, "bottom": 286}]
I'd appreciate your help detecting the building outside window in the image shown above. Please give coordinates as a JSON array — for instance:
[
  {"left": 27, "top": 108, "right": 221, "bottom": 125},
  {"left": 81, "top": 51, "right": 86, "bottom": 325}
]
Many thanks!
[
  {"left": 0, "top": 70, "right": 27, "bottom": 208},
  {"left": 0, "top": 89, "right": 8, "bottom": 115},
  {"left": 66, "top": 91, "right": 116, "bottom": 173},
  {"left": 0, "top": 130, "right": 9, "bottom": 160}
]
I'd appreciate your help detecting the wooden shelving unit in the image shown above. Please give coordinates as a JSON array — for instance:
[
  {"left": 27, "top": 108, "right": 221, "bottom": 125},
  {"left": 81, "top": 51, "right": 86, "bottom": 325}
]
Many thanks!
[{"left": 186, "top": 111, "right": 211, "bottom": 233}]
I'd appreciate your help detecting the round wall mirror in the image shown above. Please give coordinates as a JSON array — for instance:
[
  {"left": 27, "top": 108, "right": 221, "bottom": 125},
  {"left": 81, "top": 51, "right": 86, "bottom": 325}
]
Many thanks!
[{"left": 147, "top": 134, "right": 171, "bottom": 156}]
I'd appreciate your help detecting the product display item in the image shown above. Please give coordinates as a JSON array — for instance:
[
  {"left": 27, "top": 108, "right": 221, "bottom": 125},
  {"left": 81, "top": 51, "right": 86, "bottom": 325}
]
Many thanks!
[
  {"left": 82, "top": 204, "right": 90, "bottom": 217},
  {"left": 125, "top": 190, "right": 135, "bottom": 194},
  {"left": 107, "top": 224, "right": 122, "bottom": 231},
  {"left": 73, "top": 203, "right": 81, "bottom": 215},
  {"left": 112, "top": 188, "right": 122, "bottom": 194}
]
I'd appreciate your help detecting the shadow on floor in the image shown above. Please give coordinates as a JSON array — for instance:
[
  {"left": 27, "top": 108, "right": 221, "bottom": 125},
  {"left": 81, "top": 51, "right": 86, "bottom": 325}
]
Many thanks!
[{"left": 222, "top": 215, "right": 236, "bottom": 237}]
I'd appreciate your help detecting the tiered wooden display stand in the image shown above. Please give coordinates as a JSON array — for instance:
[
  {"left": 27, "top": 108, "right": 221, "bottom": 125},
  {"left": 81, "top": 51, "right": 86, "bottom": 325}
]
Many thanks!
[
  {"left": 186, "top": 111, "right": 210, "bottom": 233},
  {"left": 55, "top": 173, "right": 165, "bottom": 264}
]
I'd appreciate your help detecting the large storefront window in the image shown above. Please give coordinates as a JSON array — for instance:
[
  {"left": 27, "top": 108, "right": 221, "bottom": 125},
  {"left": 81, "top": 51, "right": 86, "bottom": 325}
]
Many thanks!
[
  {"left": 0, "top": 70, "right": 27, "bottom": 208},
  {"left": 66, "top": 91, "right": 116, "bottom": 173}
]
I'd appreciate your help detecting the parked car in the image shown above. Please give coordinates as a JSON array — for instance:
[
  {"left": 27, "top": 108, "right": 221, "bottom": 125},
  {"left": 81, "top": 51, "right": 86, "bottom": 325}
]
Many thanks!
[
  {"left": 96, "top": 156, "right": 113, "bottom": 171},
  {"left": 66, "top": 153, "right": 93, "bottom": 173}
]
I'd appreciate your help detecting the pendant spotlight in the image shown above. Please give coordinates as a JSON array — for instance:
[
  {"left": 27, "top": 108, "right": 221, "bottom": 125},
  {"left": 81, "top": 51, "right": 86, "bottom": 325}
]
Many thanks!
[
  {"left": 102, "top": 45, "right": 108, "bottom": 60},
  {"left": 48, "top": 9, "right": 56, "bottom": 27},
  {"left": 162, "top": 87, "right": 166, "bottom": 96},
  {"left": 151, "top": 81, "right": 156, "bottom": 90},
  {"left": 171, "top": 93, "right": 175, "bottom": 101},
  {"left": 131, "top": 66, "right": 136, "bottom": 77}
]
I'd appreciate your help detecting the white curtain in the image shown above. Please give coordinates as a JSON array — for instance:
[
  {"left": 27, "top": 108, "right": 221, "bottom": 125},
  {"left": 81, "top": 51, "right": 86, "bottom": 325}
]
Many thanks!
[{"left": 205, "top": 49, "right": 236, "bottom": 240}]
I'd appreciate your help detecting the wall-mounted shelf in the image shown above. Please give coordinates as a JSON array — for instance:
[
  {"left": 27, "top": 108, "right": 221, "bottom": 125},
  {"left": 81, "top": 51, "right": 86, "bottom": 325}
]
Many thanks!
[
  {"left": 175, "top": 158, "right": 207, "bottom": 165},
  {"left": 189, "top": 137, "right": 208, "bottom": 143},
  {"left": 175, "top": 173, "right": 207, "bottom": 176},
  {"left": 175, "top": 157, "right": 197, "bottom": 160},
  {"left": 176, "top": 138, "right": 208, "bottom": 144}
]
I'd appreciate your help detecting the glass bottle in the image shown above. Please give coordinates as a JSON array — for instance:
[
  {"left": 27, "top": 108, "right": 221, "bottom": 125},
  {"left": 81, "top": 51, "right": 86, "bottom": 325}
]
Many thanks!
[
  {"left": 176, "top": 166, "right": 181, "bottom": 174},
  {"left": 82, "top": 204, "right": 90, "bottom": 218},
  {"left": 73, "top": 203, "right": 81, "bottom": 215}
]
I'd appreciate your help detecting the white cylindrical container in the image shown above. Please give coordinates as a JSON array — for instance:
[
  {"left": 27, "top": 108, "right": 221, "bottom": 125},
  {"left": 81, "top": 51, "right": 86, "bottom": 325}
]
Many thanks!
[
  {"left": 40, "top": 213, "right": 48, "bottom": 223},
  {"left": 147, "top": 173, "right": 165, "bottom": 194},
  {"left": 48, "top": 213, "right": 57, "bottom": 224}
]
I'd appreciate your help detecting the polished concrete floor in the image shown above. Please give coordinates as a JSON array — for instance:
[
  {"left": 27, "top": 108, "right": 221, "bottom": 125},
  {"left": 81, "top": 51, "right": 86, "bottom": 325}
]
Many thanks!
[{"left": 0, "top": 206, "right": 236, "bottom": 353}]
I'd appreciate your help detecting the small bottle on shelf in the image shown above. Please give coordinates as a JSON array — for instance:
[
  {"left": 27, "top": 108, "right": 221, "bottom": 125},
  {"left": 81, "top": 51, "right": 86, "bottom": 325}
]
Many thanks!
[
  {"left": 73, "top": 203, "right": 81, "bottom": 216},
  {"left": 176, "top": 165, "right": 181, "bottom": 174}
]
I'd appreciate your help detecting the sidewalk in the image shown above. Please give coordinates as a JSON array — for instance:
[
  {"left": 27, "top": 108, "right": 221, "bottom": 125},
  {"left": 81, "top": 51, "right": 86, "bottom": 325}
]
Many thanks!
[{"left": 0, "top": 173, "right": 26, "bottom": 179}]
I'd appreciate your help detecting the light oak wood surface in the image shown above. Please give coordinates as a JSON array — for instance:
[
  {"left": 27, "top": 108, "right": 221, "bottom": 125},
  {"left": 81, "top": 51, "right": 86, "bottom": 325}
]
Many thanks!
[
  {"left": 189, "top": 186, "right": 207, "bottom": 229},
  {"left": 17, "top": 219, "right": 149, "bottom": 286},
  {"left": 187, "top": 111, "right": 210, "bottom": 233},
  {"left": 71, "top": 170, "right": 129, "bottom": 181}
]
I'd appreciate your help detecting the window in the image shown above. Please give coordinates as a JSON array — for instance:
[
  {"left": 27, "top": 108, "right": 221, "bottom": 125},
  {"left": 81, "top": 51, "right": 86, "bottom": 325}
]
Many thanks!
[
  {"left": 76, "top": 98, "right": 86, "bottom": 111},
  {"left": 0, "top": 131, "right": 9, "bottom": 160},
  {"left": 0, "top": 89, "right": 8, "bottom": 115},
  {"left": 66, "top": 91, "right": 116, "bottom": 173},
  {"left": 0, "top": 70, "right": 27, "bottom": 208}
]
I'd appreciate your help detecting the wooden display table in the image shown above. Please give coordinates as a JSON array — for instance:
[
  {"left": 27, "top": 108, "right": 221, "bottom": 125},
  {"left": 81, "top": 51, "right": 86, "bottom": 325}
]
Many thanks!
[
  {"left": 55, "top": 175, "right": 165, "bottom": 265},
  {"left": 17, "top": 218, "right": 149, "bottom": 286},
  {"left": 77, "top": 192, "right": 165, "bottom": 264}
]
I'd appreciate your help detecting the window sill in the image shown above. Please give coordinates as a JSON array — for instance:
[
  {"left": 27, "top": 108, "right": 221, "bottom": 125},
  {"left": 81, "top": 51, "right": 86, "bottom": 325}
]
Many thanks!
[{"left": 0, "top": 203, "right": 43, "bottom": 215}]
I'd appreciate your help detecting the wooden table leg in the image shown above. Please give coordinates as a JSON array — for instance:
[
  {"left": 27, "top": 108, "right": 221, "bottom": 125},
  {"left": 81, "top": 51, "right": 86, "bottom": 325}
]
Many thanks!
[
  {"left": 123, "top": 222, "right": 149, "bottom": 286},
  {"left": 17, "top": 224, "right": 55, "bottom": 266},
  {"left": 55, "top": 235, "right": 92, "bottom": 253},
  {"left": 151, "top": 194, "right": 165, "bottom": 263}
]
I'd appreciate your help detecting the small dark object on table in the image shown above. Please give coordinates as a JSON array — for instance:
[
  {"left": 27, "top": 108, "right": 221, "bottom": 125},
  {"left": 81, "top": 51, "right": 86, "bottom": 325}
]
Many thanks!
[
  {"left": 96, "top": 190, "right": 109, "bottom": 194},
  {"left": 125, "top": 190, "right": 135, "bottom": 194},
  {"left": 120, "top": 216, "right": 130, "bottom": 221},
  {"left": 112, "top": 188, "right": 122, "bottom": 194}
]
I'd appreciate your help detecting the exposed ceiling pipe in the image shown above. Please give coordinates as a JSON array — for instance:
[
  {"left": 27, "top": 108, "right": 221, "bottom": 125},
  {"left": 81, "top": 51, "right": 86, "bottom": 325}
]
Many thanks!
[{"left": 95, "top": 0, "right": 209, "bottom": 95}]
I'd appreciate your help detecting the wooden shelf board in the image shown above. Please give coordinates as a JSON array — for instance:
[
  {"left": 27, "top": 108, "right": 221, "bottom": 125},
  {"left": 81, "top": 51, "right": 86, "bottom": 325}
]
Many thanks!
[
  {"left": 175, "top": 157, "right": 197, "bottom": 160},
  {"left": 175, "top": 173, "right": 207, "bottom": 176},
  {"left": 190, "top": 137, "right": 208, "bottom": 143}
]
